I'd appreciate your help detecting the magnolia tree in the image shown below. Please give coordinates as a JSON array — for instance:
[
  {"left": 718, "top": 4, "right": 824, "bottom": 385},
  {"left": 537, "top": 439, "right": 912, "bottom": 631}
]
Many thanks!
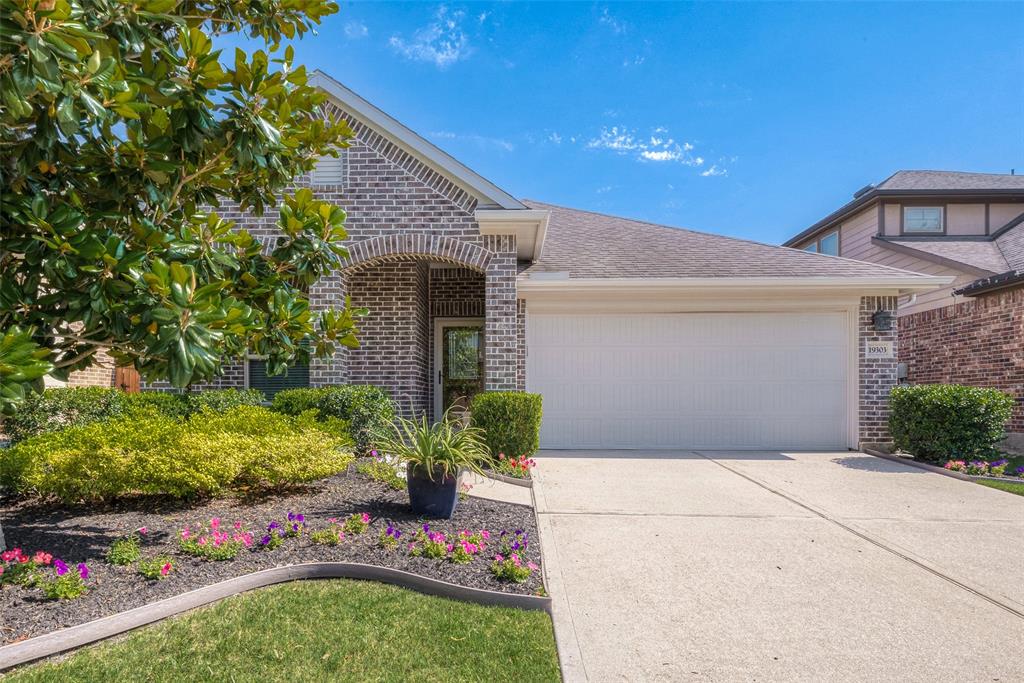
[{"left": 0, "top": 0, "right": 364, "bottom": 414}]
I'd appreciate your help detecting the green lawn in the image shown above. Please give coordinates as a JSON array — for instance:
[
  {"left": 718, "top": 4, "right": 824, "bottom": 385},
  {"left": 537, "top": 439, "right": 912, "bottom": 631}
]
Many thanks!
[
  {"left": 7, "top": 580, "right": 561, "bottom": 683},
  {"left": 977, "top": 479, "right": 1024, "bottom": 497}
]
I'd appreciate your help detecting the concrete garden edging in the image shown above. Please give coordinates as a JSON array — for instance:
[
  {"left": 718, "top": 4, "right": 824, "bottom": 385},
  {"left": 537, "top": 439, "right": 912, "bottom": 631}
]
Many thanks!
[
  {"left": 0, "top": 562, "right": 552, "bottom": 672},
  {"left": 863, "top": 449, "right": 1022, "bottom": 484},
  {"left": 484, "top": 471, "right": 533, "bottom": 488}
]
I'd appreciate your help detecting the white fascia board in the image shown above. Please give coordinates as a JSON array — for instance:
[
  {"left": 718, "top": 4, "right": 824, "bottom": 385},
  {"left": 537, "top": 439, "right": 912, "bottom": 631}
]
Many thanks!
[
  {"left": 310, "top": 71, "right": 524, "bottom": 210},
  {"left": 517, "top": 275, "right": 954, "bottom": 297},
  {"left": 475, "top": 209, "right": 549, "bottom": 261}
]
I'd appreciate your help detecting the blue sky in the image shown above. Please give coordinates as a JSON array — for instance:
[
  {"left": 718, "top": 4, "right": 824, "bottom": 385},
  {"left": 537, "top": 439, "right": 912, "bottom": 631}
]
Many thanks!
[{"left": 221, "top": 2, "right": 1023, "bottom": 244}]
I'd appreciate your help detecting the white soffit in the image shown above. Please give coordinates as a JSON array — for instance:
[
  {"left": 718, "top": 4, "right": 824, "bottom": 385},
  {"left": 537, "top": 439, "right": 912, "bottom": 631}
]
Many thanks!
[{"left": 475, "top": 209, "right": 550, "bottom": 261}]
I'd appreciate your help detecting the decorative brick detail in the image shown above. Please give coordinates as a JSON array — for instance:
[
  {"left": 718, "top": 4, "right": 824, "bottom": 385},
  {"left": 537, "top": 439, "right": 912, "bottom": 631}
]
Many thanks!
[
  {"left": 859, "top": 295, "right": 899, "bottom": 448},
  {"left": 899, "top": 286, "right": 1024, "bottom": 433},
  {"left": 430, "top": 267, "right": 485, "bottom": 319},
  {"left": 516, "top": 299, "right": 527, "bottom": 391}
]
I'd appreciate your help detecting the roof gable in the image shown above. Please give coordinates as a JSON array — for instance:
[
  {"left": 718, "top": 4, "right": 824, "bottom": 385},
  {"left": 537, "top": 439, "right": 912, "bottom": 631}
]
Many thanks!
[{"left": 310, "top": 71, "right": 524, "bottom": 210}]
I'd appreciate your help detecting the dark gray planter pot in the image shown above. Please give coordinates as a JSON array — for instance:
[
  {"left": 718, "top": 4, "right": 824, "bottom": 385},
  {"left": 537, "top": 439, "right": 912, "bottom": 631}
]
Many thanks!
[{"left": 406, "top": 464, "right": 460, "bottom": 519}]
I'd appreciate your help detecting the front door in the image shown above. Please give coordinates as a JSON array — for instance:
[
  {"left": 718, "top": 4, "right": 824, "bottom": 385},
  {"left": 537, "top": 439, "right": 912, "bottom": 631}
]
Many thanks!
[{"left": 434, "top": 318, "right": 485, "bottom": 421}]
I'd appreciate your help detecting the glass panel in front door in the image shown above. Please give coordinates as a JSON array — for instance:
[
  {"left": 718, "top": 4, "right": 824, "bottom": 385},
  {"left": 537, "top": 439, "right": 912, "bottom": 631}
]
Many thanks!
[{"left": 442, "top": 326, "right": 484, "bottom": 420}]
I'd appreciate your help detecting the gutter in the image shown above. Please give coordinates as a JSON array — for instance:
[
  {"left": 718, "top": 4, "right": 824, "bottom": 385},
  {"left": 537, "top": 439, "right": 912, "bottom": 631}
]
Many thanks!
[
  {"left": 517, "top": 275, "right": 954, "bottom": 296},
  {"left": 953, "top": 269, "right": 1024, "bottom": 297}
]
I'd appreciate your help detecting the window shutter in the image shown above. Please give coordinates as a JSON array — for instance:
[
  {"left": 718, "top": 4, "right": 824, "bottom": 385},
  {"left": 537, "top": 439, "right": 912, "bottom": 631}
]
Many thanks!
[
  {"left": 311, "top": 151, "right": 345, "bottom": 186},
  {"left": 247, "top": 359, "right": 310, "bottom": 400}
]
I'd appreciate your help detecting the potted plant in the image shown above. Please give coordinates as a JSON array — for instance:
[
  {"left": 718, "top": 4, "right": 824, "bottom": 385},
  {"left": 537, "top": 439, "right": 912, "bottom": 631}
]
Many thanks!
[{"left": 378, "top": 410, "right": 489, "bottom": 518}]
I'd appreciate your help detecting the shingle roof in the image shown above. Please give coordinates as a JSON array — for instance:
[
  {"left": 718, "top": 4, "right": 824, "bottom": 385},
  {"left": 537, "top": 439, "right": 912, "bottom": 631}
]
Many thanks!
[
  {"left": 521, "top": 200, "right": 934, "bottom": 280},
  {"left": 881, "top": 239, "right": 1010, "bottom": 274},
  {"left": 877, "top": 170, "right": 1024, "bottom": 191},
  {"left": 996, "top": 222, "right": 1024, "bottom": 270},
  {"left": 954, "top": 269, "right": 1024, "bottom": 297}
]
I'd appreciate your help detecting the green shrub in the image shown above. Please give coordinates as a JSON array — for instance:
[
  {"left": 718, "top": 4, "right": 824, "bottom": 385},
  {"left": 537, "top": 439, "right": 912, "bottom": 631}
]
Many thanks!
[
  {"left": 271, "top": 388, "right": 332, "bottom": 416},
  {"left": 889, "top": 384, "right": 1015, "bottom": 463},
  {"left": 186, "top": 388, "right": 264, "bottom": 413},
  {"left": 1, "top": 405, "right": 354, "bottom": 502},
  {"left": 470, "top": 392, "right": 543, "bottom": 459},
  {"left": 123, "top": 392, "right": 191, "bottom": 419},
  {"left": 316, "top": 385, "right": 395, "bottom": 455},
  {"left": 106, "top": 536, "right": 141, "bottom": 566},
  {"left": 356, "top": 458, "right": 406, "bottom": 490},
  {"left": 2, "top": 387, "right": 125, "bottom": 443}
]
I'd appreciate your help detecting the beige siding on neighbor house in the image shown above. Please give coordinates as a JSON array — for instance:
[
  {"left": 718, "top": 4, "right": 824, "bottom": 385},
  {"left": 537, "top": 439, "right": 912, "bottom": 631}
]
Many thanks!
[
  {"left": 883, "top": 203, "right": 901, "bottom": 236},
  {"left": 990, "top": 202, "right": 1024, "bottom": 231},
  {"left": 946, "top": 204, "right": 986, "bottom": 235},
  {"left": 795, "top": 204, "right": 978, "bottom": 316}
]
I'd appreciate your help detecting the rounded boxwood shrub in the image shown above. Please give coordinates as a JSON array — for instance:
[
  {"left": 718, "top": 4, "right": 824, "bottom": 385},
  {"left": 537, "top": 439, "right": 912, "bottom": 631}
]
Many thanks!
[
  {"left": 470, "top": 391, "right": 543, "bottom": 459},
  {"left": 185, "top": 388, "right": 264, "bottom": 413},
  {"left": 316, "top": 385, "right": 395, "bottom": 456},
  {"left": 271, "top": 387, "right": 333, "bottom": 416},
  {"left": 889, "top": 384, "right": 1015, "bottom": 463},
  {"left": 2, "top": 387, "right": 126, "bottom": 444},
  {"left": 1, "top": 405, "right": 354, "bottom": 502}
]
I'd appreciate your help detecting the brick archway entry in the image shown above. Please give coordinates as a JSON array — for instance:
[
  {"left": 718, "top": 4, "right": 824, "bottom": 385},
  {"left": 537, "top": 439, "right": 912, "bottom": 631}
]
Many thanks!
[{"left": 311, "top": 234, "right": 517, "bottom": 418}]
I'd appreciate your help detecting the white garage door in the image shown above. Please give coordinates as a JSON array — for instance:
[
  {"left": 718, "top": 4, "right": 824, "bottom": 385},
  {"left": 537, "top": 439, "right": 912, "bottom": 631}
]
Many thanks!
[{"left": 526, "top": 312, "right": 851, "bottom": 450}]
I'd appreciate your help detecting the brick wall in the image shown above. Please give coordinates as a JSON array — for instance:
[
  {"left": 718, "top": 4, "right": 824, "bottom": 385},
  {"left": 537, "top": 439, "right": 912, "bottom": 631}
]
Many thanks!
[
  {"left": 859, "top": 295, "right": 899, "bottom": 448},
  {"left": 67, "top": 348, "right": 116, "bottom": 388},
  {"left": 899, "top": 286, "right": 1024, "bottom": 433}
]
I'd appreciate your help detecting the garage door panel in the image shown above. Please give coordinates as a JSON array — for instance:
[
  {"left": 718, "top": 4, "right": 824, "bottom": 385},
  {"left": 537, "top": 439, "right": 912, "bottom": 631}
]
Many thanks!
[{"left": 527, "top": 312, "right": 850, "bottom": 450}]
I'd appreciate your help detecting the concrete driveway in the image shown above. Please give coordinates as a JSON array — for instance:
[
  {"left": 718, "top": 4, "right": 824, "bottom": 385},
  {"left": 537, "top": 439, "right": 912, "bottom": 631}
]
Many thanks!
[{"left": 533, "top": 451, "right": 1024, "bottom": 682}]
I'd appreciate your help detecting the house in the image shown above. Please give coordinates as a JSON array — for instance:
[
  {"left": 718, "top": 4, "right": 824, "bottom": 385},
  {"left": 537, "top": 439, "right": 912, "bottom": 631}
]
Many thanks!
[
  {"left": 69, "top": 72, "right": 950, "bottom": 451},
  {"left": 783, "top": 171, "right": 1024, "bottom": 451}
]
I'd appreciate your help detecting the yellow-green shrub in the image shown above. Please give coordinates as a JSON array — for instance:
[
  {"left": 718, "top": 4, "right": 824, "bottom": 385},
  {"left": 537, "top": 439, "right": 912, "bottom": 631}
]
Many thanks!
[{"left": 1, "top": 406, "right": 354, "bottom": 502}]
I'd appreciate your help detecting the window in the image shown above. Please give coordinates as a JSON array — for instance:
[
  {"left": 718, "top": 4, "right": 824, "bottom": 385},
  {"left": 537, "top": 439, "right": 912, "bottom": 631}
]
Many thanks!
[
  {"left": 802, "top": 230, "right": 839, "bottom": 256},
  {"left": 246, "top": 358, "right": 310, "bottom": 400},
  {"left": 310, "top": 150, "right": 346, "bottom": 186},
  {"left": 818, "top": 230, "right": 839, "bottom": 256},
  {"left": 903, "top": 206, "right": 943, "bottom": 233}
]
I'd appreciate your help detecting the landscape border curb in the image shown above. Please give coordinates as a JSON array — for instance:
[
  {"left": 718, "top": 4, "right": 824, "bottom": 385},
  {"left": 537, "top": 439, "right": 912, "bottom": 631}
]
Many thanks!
[
  {"left": 863, "top": 449, "right": 1021, "bottom": 484},
  {"left": 485, "top": 471, "right": 534, "bottom": 488},
  {"left": 0, "top": 562, "right": 552, "bottom": 672}
]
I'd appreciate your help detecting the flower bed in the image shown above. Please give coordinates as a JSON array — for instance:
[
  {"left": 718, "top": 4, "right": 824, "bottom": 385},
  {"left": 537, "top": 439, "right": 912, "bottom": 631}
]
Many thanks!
[
  {"left": 487, "top": 453, "right": 537, "bottom": 481},
  {"left": 0, "top": 463, "right": 542, "bottom": 646},
  {"left": 943, "top": 458, "right": 1024, "bottom": 479}
]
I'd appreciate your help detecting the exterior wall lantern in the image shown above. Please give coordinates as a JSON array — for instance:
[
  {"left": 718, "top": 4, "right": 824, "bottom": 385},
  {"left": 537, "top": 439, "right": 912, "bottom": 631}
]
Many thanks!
[{"left": 872, "top": 309, "right": 895, "bottom": 331}]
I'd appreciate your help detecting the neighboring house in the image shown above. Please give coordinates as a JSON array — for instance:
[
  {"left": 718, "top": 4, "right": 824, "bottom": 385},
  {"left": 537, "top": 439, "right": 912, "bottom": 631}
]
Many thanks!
[
  {"left": 69, "top": 71, "right": 950, "bottom": 452},
  {"left": 784, "top": 171, "right": 1024, "bottom": 450}
]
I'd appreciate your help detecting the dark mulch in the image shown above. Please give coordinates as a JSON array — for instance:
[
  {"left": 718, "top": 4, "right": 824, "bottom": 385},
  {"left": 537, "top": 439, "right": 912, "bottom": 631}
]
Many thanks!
[{"left": 0, "top": 461, "right": 542, "bottom": 646}]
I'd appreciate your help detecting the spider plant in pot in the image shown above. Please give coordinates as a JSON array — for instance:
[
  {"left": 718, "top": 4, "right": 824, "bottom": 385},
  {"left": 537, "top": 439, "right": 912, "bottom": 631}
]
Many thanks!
[{"left": 377, "top": 409, "right": 489, "bottom": 518}]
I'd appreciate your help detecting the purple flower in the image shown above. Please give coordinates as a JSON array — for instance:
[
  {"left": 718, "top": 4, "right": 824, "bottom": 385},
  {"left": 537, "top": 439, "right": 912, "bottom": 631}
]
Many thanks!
[
  {"left": 295, "top": 514, "right": 304, "bottom": 524},
  {"left": 54, "top": 559, "right": 68, "bottom": 576},
  {"left": 260, "top": 535, "right": 272, "bottom": 546},
  {"left": 291, "top": 523, "right": 300, "bottom": 533},
  {"left": 422, "top": 523, "right": 430, "bottom": 533},
  {"left": 287, "top": 511, "right": 296, "bottom": 522},
  {"left": 268, "top": 521, "right": 281, "bottom": 531},
  {"left": 77, "top": 563, "right": 89, "bottom": 580},
  {"left": 991, "top": 459, "right": 1008, "bottom": 467},
  {"left": 514, "top": 529, "right": 524, "bottom": 535},
  {"left": 1016, "top": 466, "right": 1024, "bottom": 475}
]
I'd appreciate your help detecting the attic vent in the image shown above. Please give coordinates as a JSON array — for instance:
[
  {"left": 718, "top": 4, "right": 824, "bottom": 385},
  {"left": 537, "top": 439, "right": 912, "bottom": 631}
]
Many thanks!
[
  {"left": 853, "top": 183, "right": 875, "bottom": 199},
  {"left": 311, "top": 151, "right": 346, "bottom": 186}
]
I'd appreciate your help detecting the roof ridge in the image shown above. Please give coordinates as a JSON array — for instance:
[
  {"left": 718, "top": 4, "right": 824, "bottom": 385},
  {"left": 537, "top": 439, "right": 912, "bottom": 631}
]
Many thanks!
[{"left": 523, "top": 198, "right": 935, "bottom": 279}]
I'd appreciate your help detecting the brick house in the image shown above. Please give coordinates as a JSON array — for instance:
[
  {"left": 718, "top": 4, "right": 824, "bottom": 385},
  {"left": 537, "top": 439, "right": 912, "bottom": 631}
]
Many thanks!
[
  {"left": 68, "top": 72, "right": 948, "bottom": 451},
  {"left": 784, "top": 171, "right": 1024, "bottom": 451}
]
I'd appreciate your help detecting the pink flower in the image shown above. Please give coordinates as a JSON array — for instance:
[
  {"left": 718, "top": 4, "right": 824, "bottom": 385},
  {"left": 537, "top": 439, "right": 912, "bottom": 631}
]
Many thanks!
[
  {"left": 138, "top": 527, "right": 148, "bottom": 535},
  {"left": 160, "top": 563, "right": 171, "bottom": 577},
  {"left": 210, "top": 518, "right": 220, "bottom": 531},
  {"left": 511, "top": 554, "right": 521, "bottom": 566},
  {"left": 446, "top": 544, "right": 454, "bottom": 553},
  {"left": 328, "top": 518, "right": 337, "bottom": 524},
  {"left": 360, "top": 513, "right": 370, "bottom": 524},
  {"left": 480, "top": 530, "right": 490, "bottom": 540},
  {"left": 77, "top": 563, "right": 89, "bottom": 580},
  {"left": 494, "top": 554, "right": 504, "bottom": 562},
  {"left": 198, "top": 537, "right": 208, "bottom": 546},
  {"left": 371, "top": 450, "right": 378, "bottom": 458},
  {"left": 33, "top": 551, "right": 52, "bottom": 566},
  {"left": 527, "top": 562, "right": 539, "bottom": 570},
  {"left": 180, "top": 527, "right": 190, "bottom": 540},
  {"left": 498, "top": 453, "right": 505, "bottom": 460},
  {"left": 233, "top": 521, "right": 242, "bottom": 530}
]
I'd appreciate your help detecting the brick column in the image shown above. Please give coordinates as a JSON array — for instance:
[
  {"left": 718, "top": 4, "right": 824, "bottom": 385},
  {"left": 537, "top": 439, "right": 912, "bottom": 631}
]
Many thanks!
[
  {"left": 859, "top": 295, "right": 899, "bottom": 449},
  {"left": 516, "top": 299, "right": 527, "bottom": 391},
  {"left": 483, "top": 234, "right": 518, "bottom": 391}
]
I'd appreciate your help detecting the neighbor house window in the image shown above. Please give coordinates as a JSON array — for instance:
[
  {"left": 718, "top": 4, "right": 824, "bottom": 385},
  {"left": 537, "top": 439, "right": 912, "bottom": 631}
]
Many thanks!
[
  {"left": 903, "top": 206, "right": 943, "bottom": 233},
  {"left": 802, "top": 229, "right": 839, "bottom": 256},
  {"left": 246, "top": 357, "right": 310, "bottom": 400}
]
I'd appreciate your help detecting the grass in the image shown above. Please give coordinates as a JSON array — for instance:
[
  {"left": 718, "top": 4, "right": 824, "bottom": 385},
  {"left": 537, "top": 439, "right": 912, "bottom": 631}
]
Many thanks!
[
  {"left": 977, "top": 479, "right": 1024, "bottom": 497},
  {"left": 7, "top": 580, "right": 561, "bottom": 683}
]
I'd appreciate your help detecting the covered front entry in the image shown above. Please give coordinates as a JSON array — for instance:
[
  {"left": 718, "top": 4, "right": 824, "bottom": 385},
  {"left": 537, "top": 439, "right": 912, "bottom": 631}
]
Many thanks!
[{"left": 526, "top": 311, "right": 853, "bottom": 450}]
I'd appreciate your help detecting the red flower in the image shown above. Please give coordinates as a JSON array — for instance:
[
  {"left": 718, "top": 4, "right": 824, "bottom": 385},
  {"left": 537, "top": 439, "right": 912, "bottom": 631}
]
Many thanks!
[{"left": 32, "top": 551, "right": 52, "bottom": 566}]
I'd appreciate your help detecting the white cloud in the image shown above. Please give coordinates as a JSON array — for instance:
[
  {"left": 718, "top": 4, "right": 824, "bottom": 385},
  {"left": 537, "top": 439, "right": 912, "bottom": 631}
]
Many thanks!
[
  {"left": 599, "top": 7, "right": 628, "bottom": 34},
  {"left": 587, "top": 126, "right": 704, "bottom": 166},
  {"left": 389, "top": 6, "right": 470, "bottom": 69},
  {"left": 623, "top": 55, "right": 645, "bottom": 67},
  {"left": 548, "top": 132, "right": 563, "bottom": 145},
  {"left": 429, "top": 130, "right": 514, "bottom": 152},
  {"left": 596, "top": 185, "right": 614, "bottom": 194},
  {"left": 344, "top": 21, "right": 368, "bottom": 39},
  {"left": 700, "top": 165, "right": 727, "bottom": 177},
  {"left": 478, "top": 11, "right": 489, "bottom": 23}
]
